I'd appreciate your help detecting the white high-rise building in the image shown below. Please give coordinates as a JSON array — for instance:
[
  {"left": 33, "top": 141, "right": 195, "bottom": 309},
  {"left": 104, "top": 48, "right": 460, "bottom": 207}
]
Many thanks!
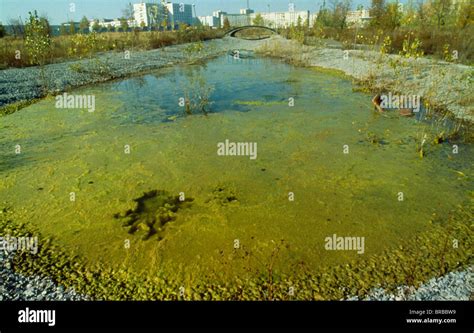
[
  {"left": 133, "top": 2, "right": 168, "bottom": 28},
  {"left": 133, "top": 3, "right": 151, "bottom": 27},
  {"left": 198, "top": 15, "right": 220, "bottom": 28},
  {"left": 220, "top": 8, "right": 310, "bottom": 29},
  {"left": 250, "top": 11, "right": 310, "bottom": 29},
  {"left": 240, "top": 8, "right": 254, "bottom": 15},
  {"left": 213, "top": 10, "right": 227, "bottom": 18},
  {"left": 220, "top": 13, "right": 252, "bottom": 27},
  {"left": 133, "top": 2, "right": 194, "bottom": 29},
  {"left": 164, "top": 2, "right": 194, "bottom": 28}
]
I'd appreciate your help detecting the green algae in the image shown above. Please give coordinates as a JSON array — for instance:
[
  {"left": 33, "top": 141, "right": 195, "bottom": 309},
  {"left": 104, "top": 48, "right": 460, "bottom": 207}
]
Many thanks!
[
  {"left": 0, "top": 99, "right": 41, "bottom": 116},
  {"left": 0, "top": 55, "right": 473, "bottom": 299},
  {"left": 205, "top": 184, "right": 239, "bottom": 206},
  {"left": 234, "top": 100, "right": 286, "bottom": 107},
  {"left": 310, "top": 66, "right": 352, "bottom": 80},
  {"left": 1, "top": 201, "right": 471, "bottom": 300}
]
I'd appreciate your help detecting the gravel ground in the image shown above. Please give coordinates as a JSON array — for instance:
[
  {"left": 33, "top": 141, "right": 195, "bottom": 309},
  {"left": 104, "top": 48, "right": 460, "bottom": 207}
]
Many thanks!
[
  {"left": 0, "top": 250, "right": 87, "bottom": 301},
  {"left": 346, "top": 266, "right": 473, "bottom": 301},
  {"left": 0, "top": 37, "right": 267, "bottom": 107}
]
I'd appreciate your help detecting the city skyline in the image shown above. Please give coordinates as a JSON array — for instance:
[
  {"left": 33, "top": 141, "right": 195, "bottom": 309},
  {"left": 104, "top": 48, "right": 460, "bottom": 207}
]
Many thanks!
[{"left": 0, "top": 0, "right": 401, "bottom": 25}]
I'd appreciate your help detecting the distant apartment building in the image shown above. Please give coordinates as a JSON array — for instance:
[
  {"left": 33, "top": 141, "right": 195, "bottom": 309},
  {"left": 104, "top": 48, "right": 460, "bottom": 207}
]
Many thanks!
[
  {"left": 309, "top": 13, "right": 318, "bottom": 27},
  {"left": 240, "top": 8, "right": 254, "bottom": 15},
  {"left": 251, "top": 10, "right": 310, "bottom": 28},
  {"left": 219, "top": 7, "right": 310, "bottom": 29},
  {"left": 198, "top": 8, "right": 230, "bottom": 29},
  {"left": 133, "top": 2, "right": 159, "bottom": 27},
  {"left": 88, "top": 18, "right": 136, "bottom": 31},
  {"left": 346, "top": 9, "right": 371, "bottom": 27},
  {"left": 165, "top": 2, "right": 194, "bottom": 28},
  {"left": 221, "top": 13, "right": 252, "bottom": 27},
  {"left": 132, "top": 1, "right": 194, "bottom": 29},
  {"left": 213, "top": 10, "right": 227, "bottom": 18},
  {"left": 198, "top": 15, "right": 220, "bottom": 28}
]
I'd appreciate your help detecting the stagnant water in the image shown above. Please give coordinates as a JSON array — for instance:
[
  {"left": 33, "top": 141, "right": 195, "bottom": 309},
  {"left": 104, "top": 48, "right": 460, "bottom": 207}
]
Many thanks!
[{"left": 0, "top": 55, "right": 472, "bottom": 281}]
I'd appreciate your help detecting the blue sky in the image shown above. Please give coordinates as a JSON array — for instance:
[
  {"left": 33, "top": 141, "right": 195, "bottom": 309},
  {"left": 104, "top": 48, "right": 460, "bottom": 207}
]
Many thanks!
[{"left": 0, "top": 0, "right": 397, "bottom": 24}]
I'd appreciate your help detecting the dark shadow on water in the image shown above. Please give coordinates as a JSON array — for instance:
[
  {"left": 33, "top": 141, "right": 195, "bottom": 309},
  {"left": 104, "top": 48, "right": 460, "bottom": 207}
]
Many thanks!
[{"left": 0, "top": 128, "right": 94, "bottom": 173}]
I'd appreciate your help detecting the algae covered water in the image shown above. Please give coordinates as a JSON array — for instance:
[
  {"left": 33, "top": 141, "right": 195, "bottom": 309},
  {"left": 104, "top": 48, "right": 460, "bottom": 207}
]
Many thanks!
[{"left": 0, "top": 54, "right": 472, "bottom": 298}]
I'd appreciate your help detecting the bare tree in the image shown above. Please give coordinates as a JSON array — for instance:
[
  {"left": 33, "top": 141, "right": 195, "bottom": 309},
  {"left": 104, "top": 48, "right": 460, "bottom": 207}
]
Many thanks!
[{"left": 330, "top": 0, "right": 351, "bottom": 29}]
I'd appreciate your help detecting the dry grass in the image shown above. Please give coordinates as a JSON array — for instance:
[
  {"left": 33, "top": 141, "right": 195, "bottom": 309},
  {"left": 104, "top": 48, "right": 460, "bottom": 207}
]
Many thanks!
[
  {"left": 256, "top": 38, "right": 311, "bottom": 66},
  {"left": 317, "top": 26, "right": 474, "bottom": 65},
  {"left": 0, "top": 28, "right": 225, "bottom": 69}
]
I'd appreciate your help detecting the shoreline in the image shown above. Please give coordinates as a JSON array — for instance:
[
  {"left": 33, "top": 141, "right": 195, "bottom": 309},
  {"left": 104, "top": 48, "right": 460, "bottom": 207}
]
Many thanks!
[
  {"left": 346, "top": 266, "right": 473, "bottom": 301},
  {"left": 0, "top": 37, "right": 267, "bottom": 112},
  {"left": 1, "top": 36, "right": 472, "bottom": 126},
  {"left": 2, "top": 238, "right": 470, "bottom": 301},
  {"left": 1, "top": 200, "right": 471, "bottom": 301},
  {"left": 257, "top": 37, "right": 473, "bottom": 125}
]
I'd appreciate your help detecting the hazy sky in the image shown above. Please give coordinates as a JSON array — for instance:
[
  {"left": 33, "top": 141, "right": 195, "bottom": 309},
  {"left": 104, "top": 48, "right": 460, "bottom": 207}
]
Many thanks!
[{"left": 0, "top": 0, "right": 401, "bottom": 24}]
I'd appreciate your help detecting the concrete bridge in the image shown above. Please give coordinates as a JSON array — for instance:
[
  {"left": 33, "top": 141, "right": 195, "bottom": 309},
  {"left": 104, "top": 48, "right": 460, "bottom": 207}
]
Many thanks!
[{"left": 226, "top": 25, "right": 277, "bottom": 38}]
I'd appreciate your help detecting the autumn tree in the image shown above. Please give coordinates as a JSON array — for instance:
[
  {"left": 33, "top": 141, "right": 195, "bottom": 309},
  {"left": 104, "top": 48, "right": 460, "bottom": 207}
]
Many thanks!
[
  {"left": 25, "top": 11, "right": 51, "bottom": 65},
  {"left": 92, "top": 20, "right": 101, "bottom": 33},
  {"left": 370, "top": 0, "right": 386, "bottom": 27},
  {"left": 79, "top": 16, "right": 89, "bottom": 33},
  {"left": 68, "top": 20, "right": 76, "bottom": 34},
  {"left": 383, "top": 2, "right": 402, "bottom": 30},
  {"left": 331, "top": 0, "right": 351, "bottom": 30},
  {"left": 223, "top": 17, "right": 230, "bottom": 30},
  {"left": 119, "top": 17, "right": 129, "bottom": 32},
  {"left": 428, "top": 0, "right": 453, "bottom": 28},
  {"left": 456, "top": 0, "right": 473, "bottom": 29},
  {"left": 253, "top": 13, "right": 264, "bottom": 26},
  {"left": 59, "top": 23, "right": 68, "bottom": 35}
]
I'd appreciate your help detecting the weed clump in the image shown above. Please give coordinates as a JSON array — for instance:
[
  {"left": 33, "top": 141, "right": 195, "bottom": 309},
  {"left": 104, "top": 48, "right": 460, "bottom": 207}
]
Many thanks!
[
  {"left": 206, "top": 184, "right": 238, "bottom": 206},
  {"left": 114, "top": 190, "right": 193, "bottom": 241}
]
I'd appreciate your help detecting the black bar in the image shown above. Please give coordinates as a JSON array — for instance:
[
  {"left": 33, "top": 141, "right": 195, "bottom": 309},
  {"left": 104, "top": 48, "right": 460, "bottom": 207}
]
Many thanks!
[{"left": 0, "top": 301, "right": 471, "bottom": 331}]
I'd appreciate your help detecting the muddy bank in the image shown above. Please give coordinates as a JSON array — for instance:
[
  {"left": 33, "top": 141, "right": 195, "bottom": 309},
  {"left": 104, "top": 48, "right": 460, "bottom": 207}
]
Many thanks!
[
  {"left": 257, "top": 37, "right": 473, "bottom": 123},
  {"left": 0, "top": 37, "right": 266, "bottom": 109}
]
